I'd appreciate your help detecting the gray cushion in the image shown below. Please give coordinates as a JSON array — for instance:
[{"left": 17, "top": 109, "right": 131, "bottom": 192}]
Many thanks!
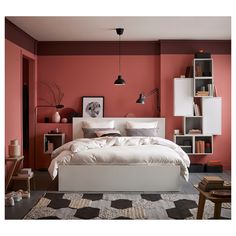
[
  {"left": 126, "top": 128, "right": 159, "bottom": 137},
  {"left": 82, "top": 128, "right": 114, "bottom": 138}
]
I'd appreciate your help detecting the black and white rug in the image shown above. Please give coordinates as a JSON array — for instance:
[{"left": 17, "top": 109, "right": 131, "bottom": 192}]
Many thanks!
[{"left": 24, "top": 193, "right": 231, "bottom": 220}]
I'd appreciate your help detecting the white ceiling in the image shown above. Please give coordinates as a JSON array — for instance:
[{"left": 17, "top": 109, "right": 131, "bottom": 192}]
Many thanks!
[{"left": 7, "top": 16, "right": 231, "bottom": 41}]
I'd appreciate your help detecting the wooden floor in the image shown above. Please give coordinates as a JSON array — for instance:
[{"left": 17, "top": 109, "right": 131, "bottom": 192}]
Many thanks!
[{"left": 5, "top": 171, "right": 231, "bottom": 219}]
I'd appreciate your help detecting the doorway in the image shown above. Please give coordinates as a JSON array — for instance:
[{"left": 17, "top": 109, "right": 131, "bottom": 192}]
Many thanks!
[{"left": 22, "top": 57, "right": 30, "bottom": 167}]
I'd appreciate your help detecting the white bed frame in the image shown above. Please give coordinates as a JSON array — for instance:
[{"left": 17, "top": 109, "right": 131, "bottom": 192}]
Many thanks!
[{"left": 58, "top": 117, "right": 181, "bottom": 192}]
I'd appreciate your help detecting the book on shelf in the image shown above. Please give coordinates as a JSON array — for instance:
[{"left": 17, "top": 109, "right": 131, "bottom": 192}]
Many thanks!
[
  {"left": 189, "top": 129, "right": 201, "bottom": 134},
  {"left": 193, "top": 103, "right": 201, "bottom": 116},
  {"left": 196, "top": 91, "right": 209, "bottom": 96},
  {"left": 195, "top": 140, "right": 206, "bottom": 153}
]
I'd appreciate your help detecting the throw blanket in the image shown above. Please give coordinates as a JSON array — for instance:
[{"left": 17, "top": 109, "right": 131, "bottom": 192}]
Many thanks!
[{"left": 48, "top": 137, "right": 190, "bottom": 180}]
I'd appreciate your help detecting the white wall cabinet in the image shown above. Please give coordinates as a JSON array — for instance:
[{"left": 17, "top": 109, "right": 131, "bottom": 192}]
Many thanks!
[
  {"left": 202, "top": 97, "right": 222, "bottom": 135},
  {"left": 174, "top": 78, "right": 193, "bottom": 116}
]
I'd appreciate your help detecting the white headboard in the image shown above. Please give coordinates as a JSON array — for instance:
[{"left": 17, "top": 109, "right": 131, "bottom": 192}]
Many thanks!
[{"left": 72, "top": 117, "right": 165, "bottom": 139}]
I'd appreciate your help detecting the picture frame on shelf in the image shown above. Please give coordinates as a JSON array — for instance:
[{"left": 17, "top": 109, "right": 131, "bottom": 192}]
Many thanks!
[{"left": 82, "top": 96, "right": 104, "bottom": 118}]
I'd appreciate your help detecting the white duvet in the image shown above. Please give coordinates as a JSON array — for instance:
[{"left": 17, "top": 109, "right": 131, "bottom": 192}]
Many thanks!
[{"left": 48, "top": 136, "right": 190, "bottom": 181}]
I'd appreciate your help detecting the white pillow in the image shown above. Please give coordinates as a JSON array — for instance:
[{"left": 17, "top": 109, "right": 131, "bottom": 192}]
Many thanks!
[
  {"left": 126, "top": 121, "right": 158, "bottom": 129},
  {"left": 82, "top": 120, "right": 114, "bottom": 129}
]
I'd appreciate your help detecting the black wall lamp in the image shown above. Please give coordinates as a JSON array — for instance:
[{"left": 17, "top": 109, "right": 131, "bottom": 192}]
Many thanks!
[
  {"left": 114, "top": 28, "right": 126, "bottom": 85},
  {"left": 136, "top": 88, "right": 159, "bottom": 105}
]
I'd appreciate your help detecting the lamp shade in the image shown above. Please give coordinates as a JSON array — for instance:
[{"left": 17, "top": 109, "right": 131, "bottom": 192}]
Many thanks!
[
  {"left": 136, "top": 93, "right": 145, "bottom": 104},
  {"left": 114, "top": 75, "right": 126, "bottom": 85}
]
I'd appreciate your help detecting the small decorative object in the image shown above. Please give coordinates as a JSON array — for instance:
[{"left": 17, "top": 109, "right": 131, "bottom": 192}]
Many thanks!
[
  {"left": 174, "top": 129, "right": 180, "bottom": 135},
  {"left": 82, "top": 96, "right": 104, "bottom": 118},
  {"left": 8, "top": 139, "right": 21, "bottom": 157},
  {"left": 39, "top": 81, "right": 64, "bottom": 108},
  {"left": 52, "top": 111, "right": 61, "bottom": 123},
  {"left": 47, "top": 142, "right": 54, "bottom": 153},
  {"left": 61, "top": 118, "right": 68, "bottom": 123},
  {"left": 205, "top": 142, "right": 211, "bottom": 153},
  {"left": 60, "top": 108, "right": 80, "bottom": 123},
  {"left": 180, "top": 75, "right": 185, "bottom": 78}
]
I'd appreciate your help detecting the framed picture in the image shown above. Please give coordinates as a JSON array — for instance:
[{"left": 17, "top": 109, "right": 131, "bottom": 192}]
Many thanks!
[{"left": 82, "top": 96, "right": 104, "bottom": 118}]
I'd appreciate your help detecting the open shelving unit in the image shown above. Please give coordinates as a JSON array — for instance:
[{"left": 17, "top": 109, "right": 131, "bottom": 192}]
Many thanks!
[{"left": 173, "top": 57, "right": 221, "bottom": 156}]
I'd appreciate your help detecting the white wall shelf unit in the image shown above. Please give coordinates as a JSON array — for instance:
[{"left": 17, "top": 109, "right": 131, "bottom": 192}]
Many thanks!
[
  {"left": 173, "top": 57, "right": 221, "bottom": 156},
  {"left": 174, "top": 135, "right": 213, "bottom": 155},
  {"left": 184, "top": 116, "right": 203, "bottom": 135},
  {"left": 43, "top": 133, "right": 65, "bottom": 154},
  {"left": 193, "top": 58, "right": 214, "bottom": 97}
]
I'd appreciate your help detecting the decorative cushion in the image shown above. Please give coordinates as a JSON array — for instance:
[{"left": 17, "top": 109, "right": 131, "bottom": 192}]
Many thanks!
[
  {"left": 95, "top": 130, "right": 121, "bottom": 137},
  {"left": 82, "top": 128, "right": 114, "bottom": 138},
  {"left": 126, "top": 121, "right": 158, "bottom": 129},
  {"left": 126, "top": 128, "right": 159, "bottom": 137},
  {"left": 82, "top": 120, "right": 114, "bottom": 129}
]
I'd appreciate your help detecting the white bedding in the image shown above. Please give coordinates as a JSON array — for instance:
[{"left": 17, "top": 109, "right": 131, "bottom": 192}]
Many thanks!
[{"left": 48, "top": 136, "right": 190, "bottom": 181}]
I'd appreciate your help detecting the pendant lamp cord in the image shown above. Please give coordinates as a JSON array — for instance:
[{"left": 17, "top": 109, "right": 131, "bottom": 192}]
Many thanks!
[{"left": 119, "top": 34, "right": 121, "bottom": 74}]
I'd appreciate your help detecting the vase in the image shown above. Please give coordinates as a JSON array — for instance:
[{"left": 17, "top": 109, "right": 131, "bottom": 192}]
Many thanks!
[
  {"left": 8, "top": 139, "right": 21, "bottom": 157},
  {"left": 52, "top": 111, "right": 61, "bottom": 123}
]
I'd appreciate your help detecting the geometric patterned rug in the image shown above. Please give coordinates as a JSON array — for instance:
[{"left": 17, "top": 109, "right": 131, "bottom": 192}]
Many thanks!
[{"left": 24, "top": 193, "right": 231, "bottom": 220}]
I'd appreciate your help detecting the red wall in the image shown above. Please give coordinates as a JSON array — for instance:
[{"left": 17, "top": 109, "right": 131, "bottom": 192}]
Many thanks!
[
  {"left": 160, "top": 54, "right": 231, "bottom": 169},
  {"left": 5, "top": 40, "right": 23, "bottom": 153},
  {"left": 37, "top": 55, "right": 160, "bottom": 119},
  {"left": 5, "top": 39, "right": 37, "bottom": 166},
  {"left": 5, "top": 37, "right": 231, "bottom": 170}
]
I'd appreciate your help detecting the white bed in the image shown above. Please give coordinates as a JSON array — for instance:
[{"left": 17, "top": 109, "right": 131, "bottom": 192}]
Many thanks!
[{"left": 49, "top": 117, "right": 190, "bottom": 192}]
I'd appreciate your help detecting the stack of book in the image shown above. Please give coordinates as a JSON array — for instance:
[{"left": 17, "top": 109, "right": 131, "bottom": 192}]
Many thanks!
[
  {"left": 195, "top": 140, "right": 205, "bottom": 153},
  {"left": 196, "top": 91, "right": 209, "bottom": 96},
  {"left": 198, "top": 176, "right": 231, "bottom": 192},
  {"left": 17, "top": 168, "right": 33, "bottom": 178},
  {"left": 188, "top": 129, "right": 202, "bottom": 134}
]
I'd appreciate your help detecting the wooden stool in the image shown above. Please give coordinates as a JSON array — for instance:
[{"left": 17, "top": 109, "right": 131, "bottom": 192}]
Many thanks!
[
  {"left": 194, "top": 185, "right": 231, "bottom": 219},
  {"left": 5, "top": 156, "right": 24, "bottom": 191},
  {"left": 11, "top": 173, "right": 34, "bottom": 192}
]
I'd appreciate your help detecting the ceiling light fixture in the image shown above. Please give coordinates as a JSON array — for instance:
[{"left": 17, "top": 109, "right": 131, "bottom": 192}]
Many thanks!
[{"left": 114, "top": 28, "right": 126, "bottom": 85}]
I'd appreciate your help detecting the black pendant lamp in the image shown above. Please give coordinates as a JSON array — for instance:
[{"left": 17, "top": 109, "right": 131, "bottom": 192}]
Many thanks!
[{"left": 114, "top": 28, "right": 126, "bottom": 85}]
